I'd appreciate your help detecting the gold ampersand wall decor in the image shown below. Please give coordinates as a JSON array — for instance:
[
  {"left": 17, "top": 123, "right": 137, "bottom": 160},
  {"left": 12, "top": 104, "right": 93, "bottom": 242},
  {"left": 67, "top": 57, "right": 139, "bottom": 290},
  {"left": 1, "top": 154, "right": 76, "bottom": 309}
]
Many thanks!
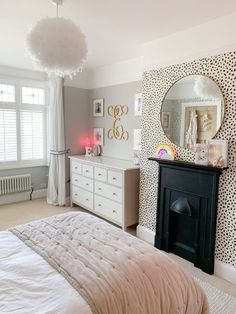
[{"left": 107, "top": 105, "right": 129, "bottom": 141}]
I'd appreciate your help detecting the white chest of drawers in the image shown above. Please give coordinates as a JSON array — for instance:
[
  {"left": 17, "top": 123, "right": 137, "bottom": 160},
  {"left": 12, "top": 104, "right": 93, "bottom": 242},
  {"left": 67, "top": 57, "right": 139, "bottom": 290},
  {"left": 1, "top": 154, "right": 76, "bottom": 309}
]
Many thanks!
[{"left": 69, "top": 155, "right": 140, "bottom": 230}]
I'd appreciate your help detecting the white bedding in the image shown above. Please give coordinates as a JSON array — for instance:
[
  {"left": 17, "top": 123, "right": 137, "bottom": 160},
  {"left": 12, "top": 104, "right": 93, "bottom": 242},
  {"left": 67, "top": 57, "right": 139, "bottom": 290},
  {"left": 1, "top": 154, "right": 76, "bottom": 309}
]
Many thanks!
[{"left": 0, "top": 231, "right": 91, "bottom": 314}]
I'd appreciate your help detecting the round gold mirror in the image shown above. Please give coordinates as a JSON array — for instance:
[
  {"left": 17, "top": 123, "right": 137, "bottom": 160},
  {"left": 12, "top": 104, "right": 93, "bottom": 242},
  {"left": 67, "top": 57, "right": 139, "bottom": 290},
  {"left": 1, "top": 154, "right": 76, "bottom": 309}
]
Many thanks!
[{"left": 161, "top": 75, "right": 224, "bottom": 149}]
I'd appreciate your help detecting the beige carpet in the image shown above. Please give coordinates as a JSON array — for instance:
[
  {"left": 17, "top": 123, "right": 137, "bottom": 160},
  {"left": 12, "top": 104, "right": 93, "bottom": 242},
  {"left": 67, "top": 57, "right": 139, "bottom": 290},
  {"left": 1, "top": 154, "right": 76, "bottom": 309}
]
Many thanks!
[
  {"left": 0, "top": 198, "right": 76, "bottom": 230},
  {"left": 0, "top": 198, "right": 235, "bottom": 312}
]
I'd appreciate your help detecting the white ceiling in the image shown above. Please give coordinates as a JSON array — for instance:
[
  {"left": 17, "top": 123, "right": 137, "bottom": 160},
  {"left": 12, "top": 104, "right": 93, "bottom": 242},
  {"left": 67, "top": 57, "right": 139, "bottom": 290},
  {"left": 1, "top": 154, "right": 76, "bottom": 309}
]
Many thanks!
[{"left": 1, "top": 0, "right": 236, "bottom": 71}]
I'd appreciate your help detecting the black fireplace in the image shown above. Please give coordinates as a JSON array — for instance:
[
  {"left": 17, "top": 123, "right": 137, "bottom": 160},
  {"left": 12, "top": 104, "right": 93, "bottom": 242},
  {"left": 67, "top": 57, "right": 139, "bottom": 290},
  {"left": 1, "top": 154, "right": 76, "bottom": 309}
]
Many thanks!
[{"left": 148, "top": 158, "right": 226, "bottom": 274}]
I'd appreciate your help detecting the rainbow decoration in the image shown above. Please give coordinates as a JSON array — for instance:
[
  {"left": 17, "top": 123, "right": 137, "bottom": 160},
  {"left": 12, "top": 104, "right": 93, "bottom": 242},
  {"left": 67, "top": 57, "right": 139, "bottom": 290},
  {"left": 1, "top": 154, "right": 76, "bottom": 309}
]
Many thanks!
[{"left": 155, "top": 143, "right": 176, "bottom": 160}]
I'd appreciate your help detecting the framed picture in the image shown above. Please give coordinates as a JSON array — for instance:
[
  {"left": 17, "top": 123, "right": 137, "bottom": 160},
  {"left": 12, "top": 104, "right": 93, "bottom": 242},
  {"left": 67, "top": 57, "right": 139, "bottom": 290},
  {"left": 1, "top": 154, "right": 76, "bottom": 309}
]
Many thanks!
[
  {"left": 207, "top": 139, "right": 228, "bottom": 168},
  {"left": 93, "top": 98, "right": 104, "bottom": 117},
  {"left": 134, "top": 93, "right": 142, "bottom": 116},
  {"left": 161, "top": 112, "right": 171, "bottom": 131},
  {"left": 133, "top": 129, "right": 141, "bottom": 151},
  {"left": 93, "top": 128, "right": 104, "bottom": 146},
  {"left": 195, "top": 144, "right": 209, "bottom": 166}
]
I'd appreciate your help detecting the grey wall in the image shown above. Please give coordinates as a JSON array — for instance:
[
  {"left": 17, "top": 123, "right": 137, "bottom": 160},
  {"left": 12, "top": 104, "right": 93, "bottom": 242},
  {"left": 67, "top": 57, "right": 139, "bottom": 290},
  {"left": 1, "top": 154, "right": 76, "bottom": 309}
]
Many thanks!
[
  {"left": 89, "top": 81, "right": 142, "bottom": 160},
  {"left": 0, "top": 86, "right": 90, "bottom": 196},
  {"left": 0, "top": 82, "right": 140, "bottom": 197},
  {"left": 0, "top": 167, "right": 48, "bottom": 191},
  {"left": 64, "top": 86, "right": 90, "bottom": 195}
]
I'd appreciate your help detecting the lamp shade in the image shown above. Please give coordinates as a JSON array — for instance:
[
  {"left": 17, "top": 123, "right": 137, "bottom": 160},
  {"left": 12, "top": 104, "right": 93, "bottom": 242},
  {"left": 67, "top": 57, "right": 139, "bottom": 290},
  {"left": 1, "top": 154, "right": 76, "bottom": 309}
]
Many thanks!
[{"left": 26, "top": 17, "right": 87, "bottom": 77}]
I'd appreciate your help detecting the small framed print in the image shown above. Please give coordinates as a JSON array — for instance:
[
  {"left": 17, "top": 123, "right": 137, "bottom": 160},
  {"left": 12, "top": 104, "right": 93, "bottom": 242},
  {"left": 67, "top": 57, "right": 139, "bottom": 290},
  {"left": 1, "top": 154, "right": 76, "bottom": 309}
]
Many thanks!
[
  {"left": 93, "top": 98, "right": 104, "bottom": 117},
  {"left": 207, "top": 139, "right": 228, "bottom": 168},
  {"left": 133, "top": 129, "right": 141, "bottom": 151},
  {"left": 134, "top": 93, "right": 142, "bottom": 116},
  {"left": 161, "top": 112, "right": 171, "bottom": 131},
  {"left": 195, "top": 144, "right": 209, "bottom": 166},
  {"left": 93, "top": 127, "right": 104, "bottom": 146}
]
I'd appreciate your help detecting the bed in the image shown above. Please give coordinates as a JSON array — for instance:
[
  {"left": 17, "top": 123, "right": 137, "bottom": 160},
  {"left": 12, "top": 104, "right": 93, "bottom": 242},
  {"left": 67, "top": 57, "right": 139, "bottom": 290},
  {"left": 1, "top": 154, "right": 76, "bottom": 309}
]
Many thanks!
[{"left": 0, "top": 212, "right": 209, "bottom": 314}]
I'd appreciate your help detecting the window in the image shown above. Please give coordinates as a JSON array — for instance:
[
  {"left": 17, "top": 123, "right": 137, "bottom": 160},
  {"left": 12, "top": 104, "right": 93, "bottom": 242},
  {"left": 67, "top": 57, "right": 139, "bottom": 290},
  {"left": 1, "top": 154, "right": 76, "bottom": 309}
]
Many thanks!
[
  {"left": 22, "top": 87, "right": 45, "bottom": 105},
  {"left": 0, "top": 84, "right": 15, "bottom": 103},
  {"left": 0, "top": 81, "right": 48, "bottom": 169},
  {"left": 21, "top": 111, "right": 44, "bottom": 160},
  {"left": 0, "top": 110, "right": 17, "bottom": 162}
]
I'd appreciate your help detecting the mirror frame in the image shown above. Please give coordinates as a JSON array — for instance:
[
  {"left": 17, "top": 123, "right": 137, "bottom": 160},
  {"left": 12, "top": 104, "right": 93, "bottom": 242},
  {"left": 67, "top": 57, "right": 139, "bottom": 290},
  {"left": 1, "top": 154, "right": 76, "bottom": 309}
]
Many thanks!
[{"left": 160, "top": 74, "right": 225, "bottom": 148}]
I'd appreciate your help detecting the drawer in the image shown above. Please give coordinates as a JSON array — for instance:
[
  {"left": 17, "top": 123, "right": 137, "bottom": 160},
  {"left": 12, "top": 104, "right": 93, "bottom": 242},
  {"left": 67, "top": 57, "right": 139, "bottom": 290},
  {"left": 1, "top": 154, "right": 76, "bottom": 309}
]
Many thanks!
[
  {"left": 94, "top": 195, "right": 122, "bottom": 224},
  {"left": 72, "top": 185, "right": 93, "bottom": 210},
  {"left": 94, "top": 167, "right": 107, "bottom": 182},
  {"left": 71, "top": 174, "right": 93, "bottom": 192},
  {"left": 108, "top": 170, "right": 123, "bottom": 187},
  {"left": 95, "top": 181, "right": 122, "bottom": 203},
  {"left": 82, "top": 164, "right": 94, "bottom": 178},
  {"left": 71, "top": 161, "right": 82, "bottom": 174}
]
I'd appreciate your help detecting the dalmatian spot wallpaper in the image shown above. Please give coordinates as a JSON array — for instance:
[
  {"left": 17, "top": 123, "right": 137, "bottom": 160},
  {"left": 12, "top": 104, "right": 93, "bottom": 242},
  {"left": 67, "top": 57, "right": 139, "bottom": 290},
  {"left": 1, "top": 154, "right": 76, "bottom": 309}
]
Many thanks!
[{"left": 139, "top": 51, "right": 236, "bottom": 267}]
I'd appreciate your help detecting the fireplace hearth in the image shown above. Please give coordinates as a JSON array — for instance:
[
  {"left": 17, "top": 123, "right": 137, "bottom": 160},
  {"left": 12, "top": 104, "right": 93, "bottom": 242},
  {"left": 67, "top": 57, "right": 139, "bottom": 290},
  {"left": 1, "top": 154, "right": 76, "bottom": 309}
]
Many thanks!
[{"left": 148, "top": 158, "right": 226, "bottom": 274}]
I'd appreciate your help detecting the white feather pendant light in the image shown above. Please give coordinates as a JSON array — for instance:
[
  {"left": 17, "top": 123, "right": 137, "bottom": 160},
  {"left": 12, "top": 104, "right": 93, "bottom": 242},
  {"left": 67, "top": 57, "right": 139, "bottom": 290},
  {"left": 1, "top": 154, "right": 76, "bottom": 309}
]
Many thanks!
[
  {"left": 26, "top": 1, "right": 87, "bottom": 77},
  {"left": 194, "top": 76, "right": 220, "bottom": 99}
]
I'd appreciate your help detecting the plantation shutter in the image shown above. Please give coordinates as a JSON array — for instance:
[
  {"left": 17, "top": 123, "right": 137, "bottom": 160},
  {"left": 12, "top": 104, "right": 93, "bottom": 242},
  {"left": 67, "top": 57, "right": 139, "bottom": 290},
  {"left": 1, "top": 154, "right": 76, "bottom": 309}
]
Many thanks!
[
  {"left": 20, "top": 111, "right": 44, "bottom": 160},
  {"left": 0, "top": 110, "right": 17, "bottom": 162}
]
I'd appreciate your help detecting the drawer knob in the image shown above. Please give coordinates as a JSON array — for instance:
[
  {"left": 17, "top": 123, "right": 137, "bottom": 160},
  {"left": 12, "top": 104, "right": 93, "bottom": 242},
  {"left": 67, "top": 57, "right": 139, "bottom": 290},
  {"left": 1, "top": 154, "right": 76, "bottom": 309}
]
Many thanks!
[
  {"left": 75, "top": 193, "right": 78, "bottom": 196},
  {"left": 86, "top": 183, "right": 89, "bottom": 186},
  {"left": 98, "top": 173, "right": 102, "bottom": 176},
  {"left": 113, "top": 210, "right": 117, "bottom": 214},
  {"left": 112, "top": 177, "right": 117, "bottom": 180},
  {"left": 75, "top": 179, "right": 78, "bottom": 182},
  {"left": 98, "top": 188, "right": 102, "bottom": 191},
  {"left": 113, "top": 192, "right": 116, "bottom": 196},
  {"left": 75, "top": 167, "right": 78, "bottom": 169},
  {"left": 98, "top": 204, "right": 102, "bottom": 207},
  {"left": 86, "top": 170, "right": 89, "bottom": 173},
  {"left": 86, "top": 198, "right": 89, "bottom": 201}
]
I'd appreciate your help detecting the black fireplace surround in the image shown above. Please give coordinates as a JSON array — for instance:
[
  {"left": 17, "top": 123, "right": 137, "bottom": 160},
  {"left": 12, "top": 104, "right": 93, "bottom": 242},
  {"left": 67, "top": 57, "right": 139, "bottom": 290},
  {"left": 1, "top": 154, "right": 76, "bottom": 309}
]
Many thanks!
[{"left": 148, "top": 158, "right": 226, "bottom": 274}]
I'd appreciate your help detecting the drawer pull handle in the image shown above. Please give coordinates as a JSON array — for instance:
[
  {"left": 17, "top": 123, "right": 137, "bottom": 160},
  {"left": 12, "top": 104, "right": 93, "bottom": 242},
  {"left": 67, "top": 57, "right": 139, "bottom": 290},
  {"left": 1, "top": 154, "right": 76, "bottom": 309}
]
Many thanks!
[
  {"left": 98, "top": 173, "right": 102, "bottom": 176},
  {"left": 98, "top": 204, "right": 102, "bottom": 207},
  {"left": 112, "top": 210, "right": 117, "bottom": 214},
  {"left": 113, "top": 193, "right": 116, "bottom": 196},
  {"left": 112, "top": 177, "right": 117, "bottom": 180}
]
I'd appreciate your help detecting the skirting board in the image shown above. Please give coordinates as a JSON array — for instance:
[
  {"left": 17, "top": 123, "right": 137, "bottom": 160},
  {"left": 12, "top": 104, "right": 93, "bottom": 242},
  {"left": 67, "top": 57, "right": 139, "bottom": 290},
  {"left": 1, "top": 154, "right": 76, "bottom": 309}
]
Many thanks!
[
  {"left": 215, "top": 260, "right": 236, "bottom": 285},
  {"left": 136, "top": 224, "right": 155, "bottom": 245},
  {"left": 0, "top": 189, "right": 47, "bottom": 205},
  {"left": 136, "top": 224, "right": 236, "bottom": 285}
]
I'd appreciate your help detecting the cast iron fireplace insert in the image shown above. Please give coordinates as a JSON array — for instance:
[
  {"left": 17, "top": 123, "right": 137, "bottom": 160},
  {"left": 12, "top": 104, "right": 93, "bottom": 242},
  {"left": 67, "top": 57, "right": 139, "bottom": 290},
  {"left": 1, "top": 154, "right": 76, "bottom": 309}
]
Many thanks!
[{"left": 148, "top": 158, "right": 226, "bottom": 274}]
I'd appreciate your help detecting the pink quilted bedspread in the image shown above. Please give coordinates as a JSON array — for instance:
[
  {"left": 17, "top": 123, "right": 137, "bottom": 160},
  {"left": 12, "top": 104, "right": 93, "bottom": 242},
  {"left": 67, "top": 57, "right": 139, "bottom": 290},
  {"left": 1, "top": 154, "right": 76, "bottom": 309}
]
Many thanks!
[{"left": 11, "top": 212, "right": 209, "bottom": 314}]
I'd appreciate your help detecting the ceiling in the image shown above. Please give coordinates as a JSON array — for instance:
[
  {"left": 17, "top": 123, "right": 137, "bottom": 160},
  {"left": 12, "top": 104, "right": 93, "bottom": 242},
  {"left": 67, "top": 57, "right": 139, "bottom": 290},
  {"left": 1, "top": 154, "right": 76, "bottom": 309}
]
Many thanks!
[{"left": 0, "top": 0, "right": 236, "bottom": 71}]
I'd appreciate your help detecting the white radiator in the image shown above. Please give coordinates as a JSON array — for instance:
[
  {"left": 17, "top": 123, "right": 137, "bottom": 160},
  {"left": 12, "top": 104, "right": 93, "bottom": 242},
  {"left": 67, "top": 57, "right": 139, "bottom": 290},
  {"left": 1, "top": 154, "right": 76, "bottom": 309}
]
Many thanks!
[{"left": 0, "top": 174, "right": 31, "bottom": 195}]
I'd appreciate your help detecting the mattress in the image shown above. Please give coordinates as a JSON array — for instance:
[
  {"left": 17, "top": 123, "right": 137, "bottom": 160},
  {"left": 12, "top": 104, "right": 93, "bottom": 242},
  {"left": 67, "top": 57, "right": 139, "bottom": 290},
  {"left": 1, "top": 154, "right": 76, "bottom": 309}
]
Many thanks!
[
  {"left": 0, "top": 211, "right": 209, "bottom": 314},
  {"left": 0, "top": 230, "right": 91, "bottom": 314}
]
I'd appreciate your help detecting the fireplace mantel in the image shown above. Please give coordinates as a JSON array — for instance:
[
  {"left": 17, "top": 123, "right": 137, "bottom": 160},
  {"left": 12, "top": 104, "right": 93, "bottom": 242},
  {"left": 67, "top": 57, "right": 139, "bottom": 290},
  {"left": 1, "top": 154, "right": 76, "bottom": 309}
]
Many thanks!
[
  {"left": 148, "top": 157, "right": 226, "bottom": 174},
  {"left": 148, "top": 157, "right": 226, "bottom": 274}
]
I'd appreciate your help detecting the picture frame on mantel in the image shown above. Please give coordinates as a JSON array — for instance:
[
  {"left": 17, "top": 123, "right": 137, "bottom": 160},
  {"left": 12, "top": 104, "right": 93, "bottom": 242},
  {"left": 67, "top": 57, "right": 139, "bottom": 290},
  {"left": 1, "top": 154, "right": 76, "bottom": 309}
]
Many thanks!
[
  {"left": 93, "top": 127, "right": 104, "bottom": 146},
  {"left": 207, "top": 139, "right": 228, "bottom": 168},
  {"left": 93, "top": 98, "right": 104, "bottom": 117},
  {"left": 134, "top": 93, "right": 142, "bottom": 116}
]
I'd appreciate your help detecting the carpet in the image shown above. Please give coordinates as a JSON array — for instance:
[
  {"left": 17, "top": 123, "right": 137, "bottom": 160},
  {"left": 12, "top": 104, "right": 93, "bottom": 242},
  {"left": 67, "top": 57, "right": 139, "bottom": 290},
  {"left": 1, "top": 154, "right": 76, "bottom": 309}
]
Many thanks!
[{"left": 194, "top": 277, "right": 236, "bottom": 314}]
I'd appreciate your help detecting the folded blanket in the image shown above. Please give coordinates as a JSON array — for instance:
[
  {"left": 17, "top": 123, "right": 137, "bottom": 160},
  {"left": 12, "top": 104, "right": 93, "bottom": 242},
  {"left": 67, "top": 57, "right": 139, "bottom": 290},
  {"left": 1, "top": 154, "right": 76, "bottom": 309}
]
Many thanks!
[{"left": 10, "top": 212, "right": 209, "bottom": 314}]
